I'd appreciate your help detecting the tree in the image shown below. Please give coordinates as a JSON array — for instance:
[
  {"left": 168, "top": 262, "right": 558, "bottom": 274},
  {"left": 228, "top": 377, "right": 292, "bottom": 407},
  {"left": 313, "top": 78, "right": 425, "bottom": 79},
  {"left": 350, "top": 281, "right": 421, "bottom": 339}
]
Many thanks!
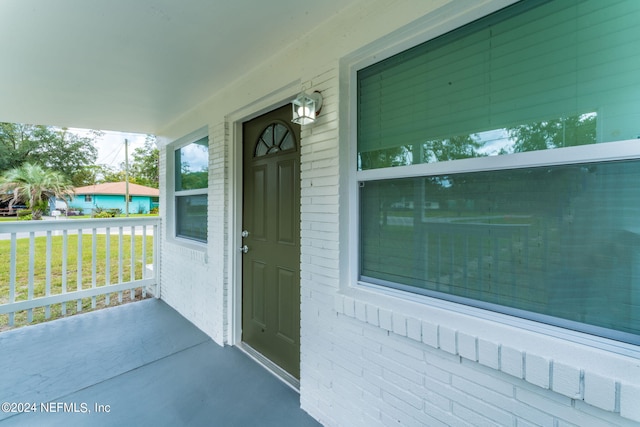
[
  {"left": 95, "top": 135, "right": 159, "bottom": 188},
  {"left": 359, "top": 133, "right": 486, "bottom": 170},
  {"left": 0, "top": 163, "right": 75, "bottom": 220},
  {"left": 33, "top": 127, "right": 102, "bottom": 186},
  {"left": 97, "top": 165, "right": 128, "bottom": 183},
  {"left": 507, "top": 113, "right": 597, "bottom": 154},
  {"left": 0, "top": 123, "right": 39, "bottom": 171},
  {"left": 359, "top": 145, "right": 413, "bottom": 169},
  {"left": 130, "top": 135, "right": 159, "bottom": 188},
  {"left": 178, "top": 162, "right": 208, "bottom": 190},
  {"left": 0, "top": 123, "right": 100, "bottom": 186},
  {"left": 422, "top": 134, "right": 485, "bottom": 163}
]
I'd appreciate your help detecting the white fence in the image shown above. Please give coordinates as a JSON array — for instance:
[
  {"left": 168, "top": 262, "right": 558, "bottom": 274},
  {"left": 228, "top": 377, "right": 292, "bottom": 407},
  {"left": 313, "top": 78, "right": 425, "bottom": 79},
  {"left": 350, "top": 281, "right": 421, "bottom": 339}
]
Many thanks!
[{"left": 0, "top": 217, "right": 160, "bottom": 327}]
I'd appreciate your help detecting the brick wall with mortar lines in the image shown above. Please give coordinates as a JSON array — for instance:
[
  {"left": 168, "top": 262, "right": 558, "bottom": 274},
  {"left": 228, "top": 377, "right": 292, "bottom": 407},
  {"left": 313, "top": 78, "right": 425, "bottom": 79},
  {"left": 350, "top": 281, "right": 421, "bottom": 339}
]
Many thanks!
[
  {"left": 299, "top": 67, "right": 344, "bottom": 424},
  {"left": 157, "top": 123, "right": 228, "bottom": 345},
  {"left": 298, "top": 68, "right": 640, "bottom": 426},
  {"left": 208, "top": 121, "right": 229, "bottom": 344},
  {"left": 332, "top": 296, "right": 640, "bottom": 426}
]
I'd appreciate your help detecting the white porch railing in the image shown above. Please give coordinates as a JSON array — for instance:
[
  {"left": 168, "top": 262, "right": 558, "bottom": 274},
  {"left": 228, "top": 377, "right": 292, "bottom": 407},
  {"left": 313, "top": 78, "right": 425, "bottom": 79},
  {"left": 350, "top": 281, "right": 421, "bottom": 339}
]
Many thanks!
[{"left": 0, "top": 217, "right": 160, "bottom": 327}]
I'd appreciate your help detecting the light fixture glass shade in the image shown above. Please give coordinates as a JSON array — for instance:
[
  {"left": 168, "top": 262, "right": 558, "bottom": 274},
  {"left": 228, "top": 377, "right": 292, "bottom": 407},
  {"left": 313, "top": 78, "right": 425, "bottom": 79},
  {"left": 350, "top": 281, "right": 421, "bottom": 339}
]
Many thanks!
[{"left": 292, "top": 91, "right": 322, "bottom": 125}]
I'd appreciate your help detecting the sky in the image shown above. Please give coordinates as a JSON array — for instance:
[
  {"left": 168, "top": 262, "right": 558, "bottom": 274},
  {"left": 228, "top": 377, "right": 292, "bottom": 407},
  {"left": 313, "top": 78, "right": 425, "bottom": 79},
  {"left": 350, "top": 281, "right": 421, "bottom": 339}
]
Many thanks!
[
  {"left": 71, "top": 128, "right": 148, "bottom": 168},
  {"left": 178, "top": 140, "right": 209, "bottom": 172}
]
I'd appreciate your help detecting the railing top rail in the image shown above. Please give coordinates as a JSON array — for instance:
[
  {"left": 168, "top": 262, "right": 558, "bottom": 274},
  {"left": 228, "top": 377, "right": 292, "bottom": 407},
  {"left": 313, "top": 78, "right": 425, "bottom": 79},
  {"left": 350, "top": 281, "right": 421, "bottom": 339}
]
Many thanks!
[{"left": 0, "top": 216, "right": 161, "bottom": 233}]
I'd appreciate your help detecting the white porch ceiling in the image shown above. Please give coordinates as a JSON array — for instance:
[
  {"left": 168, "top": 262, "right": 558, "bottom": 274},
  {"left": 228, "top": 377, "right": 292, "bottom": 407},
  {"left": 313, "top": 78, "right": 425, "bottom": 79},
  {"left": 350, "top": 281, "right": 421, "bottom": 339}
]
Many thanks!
[{"left": 0, "top": 0, "right": 356, "bottom": 134}]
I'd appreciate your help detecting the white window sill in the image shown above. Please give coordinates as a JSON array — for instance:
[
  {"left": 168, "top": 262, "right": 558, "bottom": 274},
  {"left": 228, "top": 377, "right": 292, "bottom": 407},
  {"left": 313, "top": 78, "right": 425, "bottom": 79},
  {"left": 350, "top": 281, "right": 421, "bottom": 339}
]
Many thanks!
[
  {"left": 166, "top": 236, "right": 208, "bottom": 264},
  {"left": 334, "top": 283, "right": 640, "bottom": 421}
]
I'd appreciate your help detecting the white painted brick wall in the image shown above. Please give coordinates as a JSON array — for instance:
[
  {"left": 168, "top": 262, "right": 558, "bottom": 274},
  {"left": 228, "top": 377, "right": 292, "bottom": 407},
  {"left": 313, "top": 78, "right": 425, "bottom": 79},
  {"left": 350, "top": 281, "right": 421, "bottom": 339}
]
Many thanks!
[
  {"left": 153, "top": 13, "right": 640, "bottom": 427},
  {"left": 501, "top": 346, "right": 525, "bottom": 379},
  {"left": 620, "top": 382, "right": 640, "bottom": 422},
  {"left": 152, "top": 2, "right": 640, "bottom": 425},
  {"left": 158, "top": 64, "right": 640, "bottom": 426},
  {"left": 298, "top": 67, "right": 640, "bottom": 427},
  {"left": 438, "top": 326, "right": 457, "bottom": 355},
  {"left": 551, "top": 362, "right": 582, "bottom": 400},
  {"left": 478, "top": 339, "right": 500, "bottom": 370},
  {"left": 158, "top": 122, "right": 228, "bottom": 345},
  {"left": 583, "top": 372, "right": 617, "bottom": 412},
  {"left": 457, "top": 332, "right": 478, "bottom": 362},
  {"left": 525, "top": 354, "right": 551, "bottom": 390}
]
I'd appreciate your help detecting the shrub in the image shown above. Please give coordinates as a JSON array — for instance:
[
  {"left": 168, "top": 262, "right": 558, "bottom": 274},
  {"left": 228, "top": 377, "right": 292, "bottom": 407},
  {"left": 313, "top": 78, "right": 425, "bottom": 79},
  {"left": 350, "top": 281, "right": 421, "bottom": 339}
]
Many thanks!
[
  {"left": 92, "top": 208, "right": 121, "bottom": 218},
  {"left": 93, "top": 211, "right": 113, "bottom": 219},
  {"left": 17, "top": 210, "right": 34, "bottom": 221},
  {"left": 93, "top": 206, "right": 114, "bottom": 217},
  {"left": 66, "top": 207, "right": 83, "bottom": 216},
  {"left": 150, "top": 207, "right": 159, "bottom": 215}
]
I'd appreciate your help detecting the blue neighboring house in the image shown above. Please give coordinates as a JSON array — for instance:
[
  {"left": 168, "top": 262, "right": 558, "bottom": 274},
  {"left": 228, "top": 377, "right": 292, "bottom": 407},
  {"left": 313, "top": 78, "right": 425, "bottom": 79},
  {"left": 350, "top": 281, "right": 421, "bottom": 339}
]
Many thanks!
[{"left": 66, "top": 182, "right": 159, "bottom": 215}]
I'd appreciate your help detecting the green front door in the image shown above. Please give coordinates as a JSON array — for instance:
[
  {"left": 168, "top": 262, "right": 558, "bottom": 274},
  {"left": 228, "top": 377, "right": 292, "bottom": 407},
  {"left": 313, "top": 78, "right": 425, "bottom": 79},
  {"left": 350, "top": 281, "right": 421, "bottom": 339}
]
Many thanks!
[{"left": 242, "top": 104, "right": 301, "bottom": 379}]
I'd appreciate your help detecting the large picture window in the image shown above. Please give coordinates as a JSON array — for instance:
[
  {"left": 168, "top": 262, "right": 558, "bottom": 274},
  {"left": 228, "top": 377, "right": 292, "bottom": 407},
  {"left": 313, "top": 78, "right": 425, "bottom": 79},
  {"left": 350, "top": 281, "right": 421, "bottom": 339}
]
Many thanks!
[
  {"left": 174, "top": 136, "right": 208, "bottom": 243},
  {"left": 356, "top": 0, "right": 640, "bottom": 344}
]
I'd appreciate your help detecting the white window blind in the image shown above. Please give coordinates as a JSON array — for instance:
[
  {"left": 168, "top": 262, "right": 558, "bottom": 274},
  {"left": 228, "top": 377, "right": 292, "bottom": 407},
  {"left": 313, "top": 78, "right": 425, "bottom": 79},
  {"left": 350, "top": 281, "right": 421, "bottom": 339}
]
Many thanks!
[
  {"left": 356, "top": 0, "right": 640, "bottom": 344},
  {"left": 357, "top": 0, "right": 640, "bottom": 169},
  {"left": 360, "top": 160, "right": 640, "bottom": 343}
]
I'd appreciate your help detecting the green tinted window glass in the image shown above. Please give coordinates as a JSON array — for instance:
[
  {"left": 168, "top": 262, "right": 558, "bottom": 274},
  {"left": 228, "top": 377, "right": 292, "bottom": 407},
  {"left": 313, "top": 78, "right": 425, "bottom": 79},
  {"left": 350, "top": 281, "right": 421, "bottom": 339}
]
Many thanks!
[
  {"left": 357, "top": 0, "right": 640, "bottom": 169},
  {"left": 175, "top": 137, "right": 209, "bottom": 191},
  {"left": 360, "top": 160, "right": 640, "bottom": 343},
  {"left": 176, "top": 194, "right": 208, "bottom": 242}
]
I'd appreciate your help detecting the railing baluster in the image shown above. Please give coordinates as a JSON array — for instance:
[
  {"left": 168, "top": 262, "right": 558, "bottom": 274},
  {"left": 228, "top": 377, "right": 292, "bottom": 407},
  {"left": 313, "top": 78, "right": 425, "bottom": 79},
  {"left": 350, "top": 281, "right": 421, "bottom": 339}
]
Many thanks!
[
  {"left": 45, "top": 230, "right": 52, "bottom": 319},
  {"left": 153, "top": 222, "right": 159, "bottom": 298},
  {"left": 142, "top": 225, "right": 147, "bottom": 298},
  {"left": 105, "top": 227, "right": 111, "bottom": 305},
  {"left": 28, "top": 232, "right": 35, "bottom": 323},
  {"left": 9, "top": 233, "right": 17, "bottom": 325},
  {"left": 77, "top": 229, "right": 83, "bottom": 312},
  {"left": 118, "top": 227, "right": 123, "bottom": 303},
  {"left": 62, "top": 230, "right": 68, "bottom": 315},
  {"left": 130, "top": 225, "right": 135, "bottom": 300},
  {"left": 91, "top": 228, "right": 97, "bottom": 309},
  {"left": 0, "top": 217, "right": 159, "bottom": 326}
]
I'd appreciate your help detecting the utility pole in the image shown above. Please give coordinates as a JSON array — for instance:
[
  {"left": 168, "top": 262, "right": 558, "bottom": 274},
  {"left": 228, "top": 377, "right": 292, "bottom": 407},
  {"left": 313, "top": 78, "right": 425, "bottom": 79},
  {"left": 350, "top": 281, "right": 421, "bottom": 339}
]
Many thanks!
[{"left": 125, "top": 138, "right": 130, "bottom": 217}]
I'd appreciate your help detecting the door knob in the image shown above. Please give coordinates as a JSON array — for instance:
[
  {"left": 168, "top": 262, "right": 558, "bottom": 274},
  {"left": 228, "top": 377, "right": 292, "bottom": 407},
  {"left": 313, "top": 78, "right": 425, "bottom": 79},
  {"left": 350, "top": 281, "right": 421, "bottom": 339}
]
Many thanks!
[
  {"left": 240, "top": 245, "right": 249, "bottom": 254},
  {"left": 241, "top": 230, "right": 249, "bottom": 238}
]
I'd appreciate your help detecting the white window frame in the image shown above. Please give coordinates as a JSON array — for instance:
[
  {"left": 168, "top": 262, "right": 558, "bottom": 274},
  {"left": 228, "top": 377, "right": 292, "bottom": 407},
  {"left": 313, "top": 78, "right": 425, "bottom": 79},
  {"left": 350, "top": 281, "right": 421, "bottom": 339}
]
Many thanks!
[
  {"left": 345, "top": 0, "right": 640, "bottom": 357},
  {"left": 167, "top": 127, "right": 209, "bottom": 248}
]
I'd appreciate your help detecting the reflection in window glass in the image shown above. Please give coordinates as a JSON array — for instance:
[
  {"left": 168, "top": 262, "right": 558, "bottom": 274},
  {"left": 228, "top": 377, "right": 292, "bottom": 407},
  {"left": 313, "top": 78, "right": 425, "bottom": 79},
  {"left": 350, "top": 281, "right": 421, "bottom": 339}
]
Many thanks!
[
  {"left": 358, "top": 0, "right": 640, "bottom": 170},
  {"left": 176, "top": 194, "right": 208, "bottom": 242},
  {"left": 358, "top": 113, "right": 598, "bottom": 170},
  {"left": 360, "top": 160, "right": 640, "bottom": 342},
  {"left": 175, "top": 137, "right": 209, "bottom": 191},
  {"left": 174, "top": 135, "right": 208, "bottom": 243}
]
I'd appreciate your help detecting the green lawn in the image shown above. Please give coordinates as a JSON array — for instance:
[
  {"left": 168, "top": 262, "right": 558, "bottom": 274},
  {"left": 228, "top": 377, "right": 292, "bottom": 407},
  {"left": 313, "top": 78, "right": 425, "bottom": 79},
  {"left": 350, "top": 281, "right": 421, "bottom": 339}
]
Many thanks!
[
  {"left": 0, "top": 234, "right": 154, "bottom": 330},
  {"left": 0, "top": 213, "right": 158, "bottom": 222}
]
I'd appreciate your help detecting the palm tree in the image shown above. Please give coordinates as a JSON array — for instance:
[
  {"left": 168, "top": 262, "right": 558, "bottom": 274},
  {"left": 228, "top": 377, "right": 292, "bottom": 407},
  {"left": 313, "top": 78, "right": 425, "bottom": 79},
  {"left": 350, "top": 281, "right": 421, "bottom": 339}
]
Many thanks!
[{"left": 0, "top": 163, "right": 74, "bottom": 220}]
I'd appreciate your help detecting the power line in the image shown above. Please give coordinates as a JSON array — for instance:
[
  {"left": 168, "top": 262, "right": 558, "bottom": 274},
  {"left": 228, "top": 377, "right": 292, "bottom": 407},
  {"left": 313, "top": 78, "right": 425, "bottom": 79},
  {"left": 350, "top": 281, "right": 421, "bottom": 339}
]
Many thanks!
[{"left": 100, "top": 143, "right": 124, "bottom": 167}]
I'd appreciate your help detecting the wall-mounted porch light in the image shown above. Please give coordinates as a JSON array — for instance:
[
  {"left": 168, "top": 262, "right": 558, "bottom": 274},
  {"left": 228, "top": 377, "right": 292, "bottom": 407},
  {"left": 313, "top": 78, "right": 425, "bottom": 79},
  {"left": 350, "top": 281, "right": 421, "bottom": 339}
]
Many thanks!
[{"left": 291, "top": 91, "right": 323, "bottom": 125}]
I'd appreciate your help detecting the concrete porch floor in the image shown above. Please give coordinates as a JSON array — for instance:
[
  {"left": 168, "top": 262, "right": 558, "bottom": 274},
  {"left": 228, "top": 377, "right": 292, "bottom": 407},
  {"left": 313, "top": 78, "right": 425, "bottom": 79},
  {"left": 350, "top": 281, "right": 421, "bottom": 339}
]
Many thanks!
[{"left": 0, "top": 299, "right": 320, "bottom": 427}]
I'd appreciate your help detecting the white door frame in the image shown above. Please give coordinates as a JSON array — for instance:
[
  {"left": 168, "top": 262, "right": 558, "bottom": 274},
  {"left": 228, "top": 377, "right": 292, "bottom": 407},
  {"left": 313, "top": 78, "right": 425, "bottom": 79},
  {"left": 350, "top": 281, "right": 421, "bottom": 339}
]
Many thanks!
[{"left": 226, "top": 81, "right": 301, "bottom": 346}]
